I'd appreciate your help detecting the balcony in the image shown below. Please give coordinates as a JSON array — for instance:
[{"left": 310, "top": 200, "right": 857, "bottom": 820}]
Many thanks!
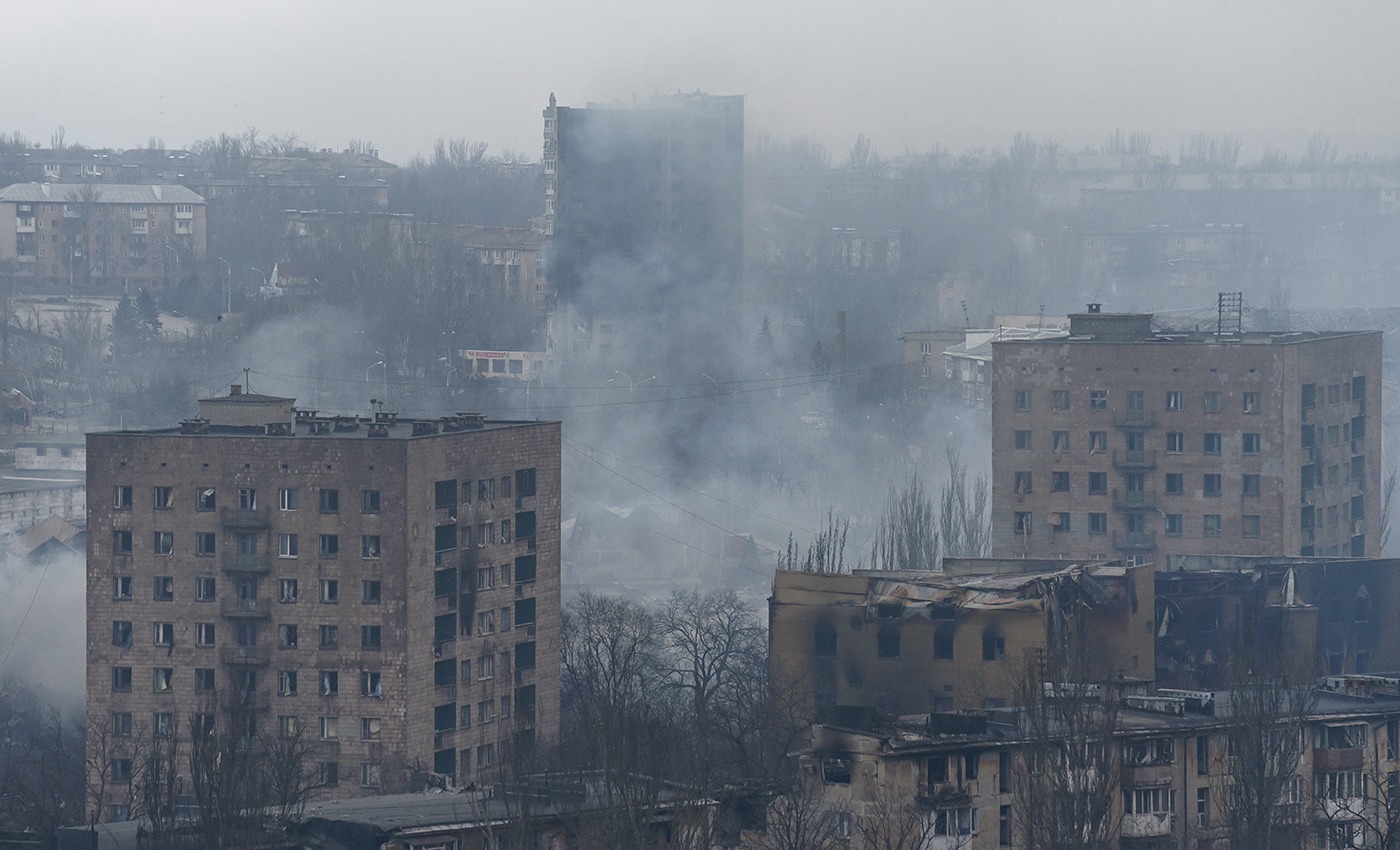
[
  {"left": 1112, "top": 449, "right": 1157, "bottom": 470},
  {"left": 221, "top": 645, "right": 270, "bottom": 666},
  {"left": 1313, "top": 747, "right": 1363, "bottom": 772},
  {"left": 923, "top": 780, "right": 978, "bottom": 805},
  {"left": 222, "top": 552, "right": 271, "bottom": 574},
  {"left": 220, "top": 598, "right": 271, "bottom": 619},
  {"left": 1113, "top": 410, "right": 1157, "bottom": 429},
  {"left": 1113, "top": 531, "right": 1156, "bottom": 551},
  {"left": 1112, "top": 489, "right": 1158, "bottom": 511},
  {"left": 220, "top": 507, "right": 269, "bottom": 529},
  {"left": 1121, "top": 812, "right": 1173, "bottom": 838}
]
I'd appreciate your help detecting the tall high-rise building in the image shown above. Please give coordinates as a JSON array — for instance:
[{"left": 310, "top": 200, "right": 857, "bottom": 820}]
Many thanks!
[
  {"left": 990, "top": 306, "right": 1381, "bottom": 562},
  {"left": 542, "top": 91, "right": 744, "bottom": 317},
  {"left": 85, "top": 387, "right": 560, "bottom": 818}
]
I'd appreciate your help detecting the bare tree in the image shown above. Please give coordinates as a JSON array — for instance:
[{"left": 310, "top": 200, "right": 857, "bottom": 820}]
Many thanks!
[
  {"left": 1381, "top": 437, "right": 1399, "bottom": 554},
  {"left": 1011, "top": 646, "right": 1121, "bottom": 850},
  {"left": 1313, "top": 742, "right": 1400, "bottom": 850},
  {"left": 939, "top": 446, "right": 990, "bottom": 558},
  {"left": 870, "top": 473, "right": 939, "bottom": 571},
  {"left": 854, "top": 782, "right": 937, "bottom": 850},
  {"left": 745, "top": 773, "right": 845, "bottom": 850},
  {"left": 782, "top": 510, "right": 849, "bottom": 574}
]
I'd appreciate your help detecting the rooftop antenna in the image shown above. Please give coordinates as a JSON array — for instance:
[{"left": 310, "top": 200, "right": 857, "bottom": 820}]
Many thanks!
[
  {"left": 960, "top": 299, "right": 971, "bottom": 329},
  {"left": 1217, "top": 291, "right": 1243, "bottom": 336},
  {"left": 242, "top": 367, "right": 252, "bottom": 393},
  {"left": 1036, "top": 304, "right": 1045, "bottom": 330}
]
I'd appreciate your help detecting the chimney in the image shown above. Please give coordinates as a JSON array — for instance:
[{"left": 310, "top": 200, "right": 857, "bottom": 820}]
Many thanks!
[
  {"left": 230, "top": 384, "right": 243, "bottom": 396},
  {"left": 1087, "top": 303, "right": 1102, "bottom": 314}
]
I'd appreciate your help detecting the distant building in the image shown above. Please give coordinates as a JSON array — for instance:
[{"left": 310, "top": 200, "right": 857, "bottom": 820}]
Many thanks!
[
  {"left": 543, "top": 91, "right": 744, "bottom": 315},
  {"left": 898, "top": 329, "right": 964, "bottom": 397},
  {"left": 990, "top": 306, "right": 1382, "bottom": 562},
  {"left": 942, "top": 326, "right": 1068, "bottom": 409},
  {"left": 0, "top": 182, "right": 205, "bottom": 293},
  {"left": 85, "top": 387, "right": 561, "bottom": 818}
]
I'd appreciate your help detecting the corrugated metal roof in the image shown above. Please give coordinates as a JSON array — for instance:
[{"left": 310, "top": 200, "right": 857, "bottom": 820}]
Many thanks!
[{"left": 0, "top": 182, "right": 205, "bottom": 204}]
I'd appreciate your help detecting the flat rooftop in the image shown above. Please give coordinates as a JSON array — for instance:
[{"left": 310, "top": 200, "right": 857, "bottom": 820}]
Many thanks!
[{"left": 94, "top": 413, "right": 555, "bottom": 441}]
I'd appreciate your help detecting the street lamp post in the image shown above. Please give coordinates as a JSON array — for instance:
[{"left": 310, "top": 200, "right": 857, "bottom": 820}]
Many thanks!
[{"left": 216, "top": 257, "right": 232, "bottom": 316}]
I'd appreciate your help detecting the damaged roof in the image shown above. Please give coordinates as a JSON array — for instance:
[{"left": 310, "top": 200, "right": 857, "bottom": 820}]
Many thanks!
[{"left": 860, "top": 561, "right": 1129, "bottom": 615}]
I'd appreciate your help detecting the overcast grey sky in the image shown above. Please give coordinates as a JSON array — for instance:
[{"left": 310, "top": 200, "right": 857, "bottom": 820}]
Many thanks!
[{"left": 9, "top": 0, "right": 1400, "bottom": 163}]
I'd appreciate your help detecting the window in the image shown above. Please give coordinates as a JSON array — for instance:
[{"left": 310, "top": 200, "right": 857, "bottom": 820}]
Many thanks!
[
  {"left": 1052, "top": 430, "right": 1070, "bottom": 453},
  {"left": 361, "top": 671, "right": 383, "bottom": 697},
  {"left": 239, "top": 488, "right": 257, "bottom": 510},
  {"left": 278, "top": 533, "right": 299, "bottom": 558},
  {"left": 1243, "top": 392, "right": 1260, "bottom": 413},
  {"left": 1203, "top": 474, "right": 1222, "bottom": 497},
  {"left": 112, "top": 621, "right": 133, "bottom": 647},
  {"left": 1089, "top": 513, "right": 1108, "bottom": 535},
  {"left": 1242, "top": 433, "right": 1261, "bottom": 454},
  {"left": 1203, "top": 391, "right": 1221, "bottom": 413},
  {"left": 154, "top": 486, "right": 174, "bottom": 509},
  {"left": 361, "top": 626, "right": 382, "bottom": 651},
  {"left": 1243, "top": 474, "right": 1261, "bottom": 497},
  {"left": 1014, "top": 389, "right": 1032, "bottom": 412},
  {"left": 1088, "top": 431, "right": 1107, "bottom": 453},
  {"left": 478, "top": 654, "right": 494, "bottom": 679},
  {"left": 933, "top": 806, "right": 976, "bottom": 837},
  {"left": 478, "top": 700, "right": 496, "bottom": 724},
  {"left": 934, "top": 631, "right": 954, "bottom": 659},
  {"left": 1014, "top": 471, "right": 1032, "bottom": 494},
  {"left": 362, "top": 580, "right": 382, "bottom": 604},
  {"left": 195, "top": 531, "right": 216, "bottom": 557},
  {"left": 279, "top": 488, "right": 298, "bottom": 511},
  {"left": 1124, "top": 786, "right": 1175, "bottom": 815},
  {"left": 1204, "top": 515, "right": 1221, "bottom": 538},
  {"left": 319, "top": 489, "right": 339, "bottom": 514},
  {"left": 877, "top": 628, "right": 901, "bottom": 658},
  {"left": 982, "top": 634, "right": 1006, "bottom": 661},
  {"left": 319, "top": 625, "right": 339, "bottom": 649},
  {"left": 113, "top": 485, "right": 133, "bottom": 509},
  {"left": 479, "top": 478, "right": 495, "bottom": 502},
  {"left": 1013, "top": 512, "right": 1032, "bottom": 535},
  {"left": 113, "top": 530, "right": 133, "bottom": 555},
  {"left": 153, "top": 668, "right": 173, "bottom": 693},
  {"left": 1050, "top": 512, "right": 1070, "bottom": 533},
  {"left": 1014, "top": 430, "right": 1032, "bottom": 450},
  {"left": 112, "top": 712, "right": 133, "bottom": 737},
  {"left": 1088, "top": 472, "right": 1107, "bottom": 494},
  {"left": 320, "top": 579, "right": 339, "bottom": 603},
  {"left": 154, "top": 576, "right": 174, "bottom": 601},
  {"left": 153, "top": 531, "right": 174, "bottom": 556},
  {"left": 318, "top": 763, "right": 339, "bottom": 787},
  {"left": 319, "top": 671, "right": 338, "bottom": 695},
  {"left": 1203, "top": 433, "right": 1222, "bottom": 455},
  {"left": 279, "top": 579, "right": 298, "bottom": 603},
  {"left": 1165, "top": 514, "right": 1183, "bottom": 536},
  {"left": 361, "top": 536, "right": 381, "bottom": 559},
  {"left": 279, "top": 670, "right": 297, "bottom": 696},
  {"left": 319, "top": 534, "right": 339, "bottom": 558},
  {"left": 476, "top": 566, "right": 494, "bottom": 591},
  {"left": 999, "top": 804, "right": 1012, "bottom": 846},
  {"left": 194, "top": 623, "right": 215, "bottom": 646},
  {"left": 361, "top": 490, "right": 381, "bottom": 513},
  {"left": 1166, "top": 431, "right": 1185, "bottom": 453},
  {"left": 1052, "top": 390, "right": 1070, "bottom": 411},
  {"left": 1165, "top": 473, "right": 1184, "bottom": 495},
  {"left": 516, "top": 467, "right": 537, "bottom": 498},
  {"left": 434, "top": 524, "right": 456, "bottom": 553},
  {"left": 112, "top": 666, "right": 133, "bottom": 692},
  {"left": 1051, "top": 471, "right": 1070, "bottom": 493},
  {"left": 1166, "top": 391, "right": 1184, "bottom": 411},
  {"left": 1242, "top": 515, "right": 1261, "bottom": 538},
  {"left": 319, "top": 716, "right": 339, "bottom": 739},
  {"left": 478, "top": 611, "right": 496, "bottom": 634},
  {"left": 277, "top": 716, "right": 299, "bottom": 737},
  {"left": 1090, "top": 390, "right": 1108, "bottom": 410},
  {"left": 434, "top": 480, "right": 457, "bottom": 509},
  {"left": 113, "top": 576, "right": 132, "bottom": 600},
  {"left": 814, "top": 625, "right": 837, "bottom": 656}
]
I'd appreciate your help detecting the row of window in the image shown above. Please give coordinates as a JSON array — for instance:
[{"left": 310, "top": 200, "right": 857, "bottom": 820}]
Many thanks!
[
  {"left": 114, "top": 485, "right": 381, "bottom": 513},
  {"left": 111, "top": 621, "right": 385, "bottom": 651},
  {"left": 1013, "top": 429, "right": 1263, "bottom": 455},
  {"left": 1013, "top": 388, "right": 1263, "bottom": 414},
  {"left": 107, "top": 758, "right": 381, "bottom": 793},
  {"left": 112, "top": 530, "right": 384, "bottom": 559},
  {"left": 111, "top": 665, "right": 385, "bottom": 696},
  {"left": 1013, "top": 471, "right": 1264, "bottom": 497},
  {"left": 112, "top": 575, "right": 381, "bottom": 604},
  {"left": 431, "top": 695, "right": 514, "bottom": 733},
  {"left": 433, "top": 468, "right": 536, "bottom": 509},
  {"left": 1012, "top": 511, "right": 1261, "bottom": 538}
]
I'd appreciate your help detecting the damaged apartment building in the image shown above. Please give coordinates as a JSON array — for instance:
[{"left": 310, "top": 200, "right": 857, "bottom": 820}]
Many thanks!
[
  {"left": 990, "top": 301, "right": 1381, "bottom": 562},
  {"left": 769, "top": 558, "right": 1156, "bottom": 714},
  {"left": 85, "top": 387, "right": 561, "bottom": 818}
]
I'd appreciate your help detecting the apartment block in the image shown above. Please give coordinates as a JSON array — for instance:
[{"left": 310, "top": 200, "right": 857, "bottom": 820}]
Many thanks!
[
  {"left": 0, "top": 182, "right": 206, "bottom": 293},
  {"left": 990, "top": 306, "right": 1381, "bottom": 562},
  {"left": 85, "top": 387, "right": 560, "bottom": 819}
]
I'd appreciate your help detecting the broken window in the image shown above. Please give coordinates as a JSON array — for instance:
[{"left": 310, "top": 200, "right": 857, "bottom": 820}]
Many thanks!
[
  {"left": 1203, "top": 474, "right": 1222, "bottom": 497},
  {"left": 876, "top": 628, "right": 901, "bottom": 658},
  {"left": 1165, "top": 391, "right": 1184, "bottom": 411},
  {"left": 1242, "top": 433, "right": 1261, "bottom": 454},
  {"left": 1242, "top": 515, "right": 1261, "bottom": 538},
  {"left": 1088, "top": 472, "right": 1107, "bottom": 495},
  {"left": 1203, "top": 391, "right": 1221, "bottom": 413},
  {"left": 1203, "top": 433, "right": 1222, "bottom": 455},
  {"left": 1052, "top": 472, "right": 1070, "bottom": 493},
  {"left": 1089, "top": 390, "right": 1108, "bottom": 410},
  {"left": 1014, "top": 430, "right": 1032, "bottom": 450},
  {"left": 1165, "top": 514, "right": 1183, "bottom": 536},
  {"left": 1203, "top": 515, "right": 1221, "bottom": 538},
  {"left": 1014, "top": 471, "right": 1032, "bottom": 494},
  {"left": 1088, "top": 513, "right": 1108, "bottom": 535},
  {"left": 982, "top": 635, "right": 1005, "bottom": 661},
  {"left": 153, "top": 486, "right": 173, "bottom": 509},
  {"left": 1013, "top": 512, "right": 1032, "bottom": 535},
  {"left": 1014, "top": 389, "right": 1032, "bottom": 412},
  {"left": 1243, "top": 392, "right": 1260, "bottom": 413},
  {"left": 1166, "top": 431, "right": 1185, "bottom": 454},
  {"left": 1052, "top": 390, "right": 1070, "bottom": 411},
  {"left": 1089, "top": 431, "right": 1107, "bottom": 453}
]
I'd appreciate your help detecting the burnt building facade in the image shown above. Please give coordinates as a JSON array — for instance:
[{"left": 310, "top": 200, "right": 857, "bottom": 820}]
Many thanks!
[
  {"left": 990, "top": 307, "right": 1381, "bottom": 562},
  {"left": 85, "top": 388, "right": 560, "bottom": 819}
]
